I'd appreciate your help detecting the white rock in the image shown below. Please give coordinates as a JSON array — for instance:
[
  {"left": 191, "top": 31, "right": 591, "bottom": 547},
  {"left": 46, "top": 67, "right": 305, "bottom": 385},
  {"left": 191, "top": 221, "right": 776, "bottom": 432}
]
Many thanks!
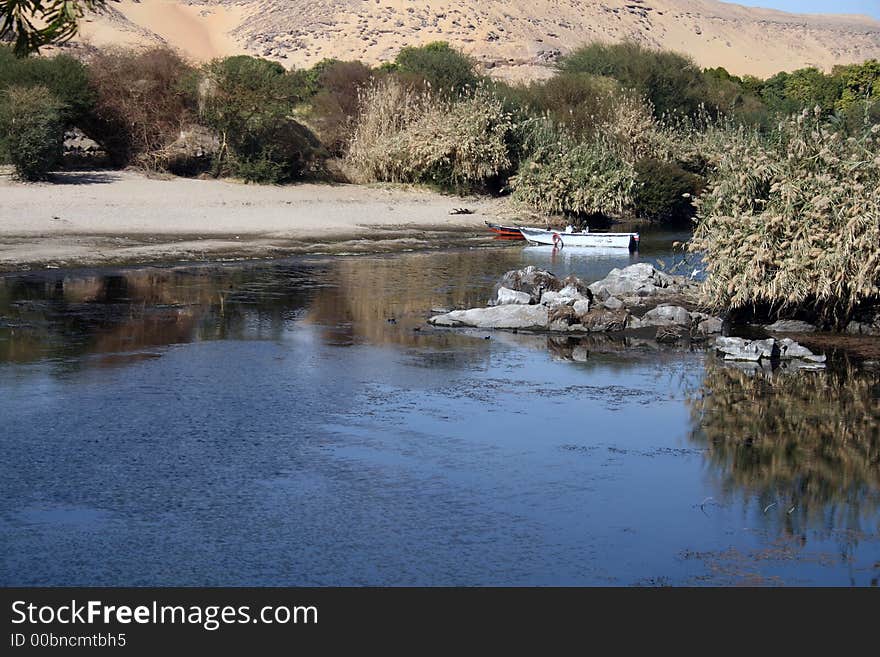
[
  {"left": 572, "top": 299, "right": 591, "bottom": 316},
  {"left": 429, "top": 305, "right": 548, "bottom": 330},
  {"left": 601, "top": 296, "right": 624, "bottom": 310},
  {"left": 641, "top": 305, "right": 691, "bottom": 327},
  {"left": 778, "top": 338, "right": 826, "bottom": 363},
  {"left": 495, "top": 286, "right": 532, "bottom": 305}
]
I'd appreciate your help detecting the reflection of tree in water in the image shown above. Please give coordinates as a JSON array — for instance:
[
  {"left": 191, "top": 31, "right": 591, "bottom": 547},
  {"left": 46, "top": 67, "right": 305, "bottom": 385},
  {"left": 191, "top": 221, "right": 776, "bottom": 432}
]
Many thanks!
[
  {"left": 304, "top": 251, "right": 506, "bottom": 352},
  {"left": 0, "top": 265, "right": 322, "bottom": 365},
  {"left": 688, "top": 361, "right": 880, "bottom": 536}
]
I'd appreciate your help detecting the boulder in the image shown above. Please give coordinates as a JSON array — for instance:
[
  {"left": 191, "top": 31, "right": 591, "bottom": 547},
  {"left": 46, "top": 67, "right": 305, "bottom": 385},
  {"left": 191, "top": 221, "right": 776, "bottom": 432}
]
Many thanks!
[
  {"left": 714, "top": 336, "right": 777, "bottom": 361},
  {"left": 559, "top": 275, "right": 593, "bottom": 299},
  {"left": 640, "top": 304, "right": 691, "bottom": 327},
  {"left": 588, "top": 263, "right": 680, "bottom": 300},
  {"left": 495, "top": 287, "right": 532, "bottom": 306},
  {"left": 155, "top": 125, "right": 220, "bottom": 176},
  {"left": 491, "top": 266, "right": 562, "bottom": 305},
  {"left": 778, "top": 338, "right": 826, "bottom": 363},
  {"left": 601, "top": 296, "right": 624, "bottom": 311},
  {"left": 695, "top": 316, "right": 723, "bottom": 335},
  {"left": 548, "top": 305, "right": 581, "bottom": 331},
  {"left": 429, "top": 305, "right": 548, "bottom": 330},
  {"left": 572, "top": 299, "right": 591, "bottom": 316},
  {"left": 578, "top": 309, "right": 629, "bottom": 332},
  {"left": 764, "top": 320, "right": 816, "bottom": 333},
  {"left": 714, "top": 336, "right": 825, "bottom": 365},
  {"left": 845, "top": 320, "right": 880, "bottom": 336}
]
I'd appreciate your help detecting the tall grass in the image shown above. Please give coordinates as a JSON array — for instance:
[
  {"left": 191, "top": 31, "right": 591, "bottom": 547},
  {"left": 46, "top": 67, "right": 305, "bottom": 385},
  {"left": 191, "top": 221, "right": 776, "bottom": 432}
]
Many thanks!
[
  {"left": 345, "top": 77, "right": 515, "bottom": 190},
  {"left": 690, "top": 108, "right": 880, "bottom": 327}
]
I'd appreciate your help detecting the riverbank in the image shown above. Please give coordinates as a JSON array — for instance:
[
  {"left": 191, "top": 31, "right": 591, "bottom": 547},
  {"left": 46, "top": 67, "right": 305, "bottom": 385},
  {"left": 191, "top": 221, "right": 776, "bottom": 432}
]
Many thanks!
[{"left": 0, "top": 169, "right": 507, "bottom": 271}]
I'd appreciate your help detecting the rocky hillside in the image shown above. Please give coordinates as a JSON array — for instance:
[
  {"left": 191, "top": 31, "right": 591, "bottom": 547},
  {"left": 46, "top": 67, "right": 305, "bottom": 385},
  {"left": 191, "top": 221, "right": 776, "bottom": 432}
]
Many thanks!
[{"left": 73, "top": 0, "right": 880, "bottom": 78}]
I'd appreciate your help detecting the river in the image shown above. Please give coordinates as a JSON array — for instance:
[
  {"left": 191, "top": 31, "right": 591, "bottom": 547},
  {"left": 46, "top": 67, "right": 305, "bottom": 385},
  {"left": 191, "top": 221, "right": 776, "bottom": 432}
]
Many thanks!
[{"left": 1, "top": 229, "right": 878, "bottom": 586}]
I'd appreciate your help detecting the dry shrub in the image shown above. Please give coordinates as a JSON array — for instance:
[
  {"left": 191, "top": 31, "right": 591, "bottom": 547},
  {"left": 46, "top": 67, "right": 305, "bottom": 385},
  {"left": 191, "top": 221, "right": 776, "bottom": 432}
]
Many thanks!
[
  {"left": 510, "top": 119, "right": 635, "bottom": 220},
  {"left": 307, "top": 61, "right": 373, "bottom": 155},
  {"left": 85, "top": 47, "right": 198, "bottom": 167},
  {"left": 344, "top": 77, "right": 515, "bottom": 191},
  {"left": 690, "top": 108, "right": 880, "bottom": 327}
]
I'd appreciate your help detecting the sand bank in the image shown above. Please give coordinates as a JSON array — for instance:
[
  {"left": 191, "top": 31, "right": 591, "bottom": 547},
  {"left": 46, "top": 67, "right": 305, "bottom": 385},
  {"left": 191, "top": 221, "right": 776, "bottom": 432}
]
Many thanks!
[{"left": 0, "top": 170, "right": 506, "bottom": 270}]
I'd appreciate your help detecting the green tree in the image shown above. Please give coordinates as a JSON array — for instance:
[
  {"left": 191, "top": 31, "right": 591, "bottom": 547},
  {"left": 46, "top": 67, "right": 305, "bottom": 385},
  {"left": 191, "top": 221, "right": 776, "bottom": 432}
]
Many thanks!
[
  {"left": 558, "top": 42, "right": 709, "bottom": 118},
  {"left": 0, "top": 45, "right": 94, "bottom": 124},
  {"left": 0, "top": 0, "right": 103, "bottom": 55},
  {"left": 202, "top": 55, "right": 321, "bottom": 183},
  {"left": 394, "top": 42, "right": 479, "bottom": 94},
  {"left": 783, "top": 67, "right": 841, "bottom": 113},
  {"left": 835, "top": 59, "right": 880, "bottom": 111},
  {"left": 0, "top": 84, "right": 63, "bottom": 179}
]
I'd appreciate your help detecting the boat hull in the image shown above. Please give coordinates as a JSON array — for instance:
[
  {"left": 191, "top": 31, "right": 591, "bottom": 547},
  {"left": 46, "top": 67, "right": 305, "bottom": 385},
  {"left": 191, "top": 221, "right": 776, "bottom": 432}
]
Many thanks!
[
  {"left": 485, "top": 222, "right": 525, "bottom": 240},
  {"left": 519, "top": 228, "right": 638, "bottom": 250}
]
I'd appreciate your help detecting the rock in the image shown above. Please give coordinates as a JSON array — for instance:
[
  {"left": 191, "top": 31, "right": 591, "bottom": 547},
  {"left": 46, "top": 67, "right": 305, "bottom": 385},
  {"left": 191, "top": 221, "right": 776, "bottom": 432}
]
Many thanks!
[
  {"left": 588, "top": 263, "right": 681, "bottom": 300},
  {"left": 601, "top": 296, "right": 624, "bottom": 310},
  {"left": 572, "top": 299, "right": 591, "bottom": 316},
  {"left": 158, "top": 125, "right": 219, "bottom": 176},
  {"left": 578, "top": 309, "right": 629, "bottom": 332},
  {"left": 495, "top": 287, "right": 531, "bottom": 306},
  {"left": 492, "top": 266, "right": 562, "bottom": 305},
  {"left": 714, "top": 336, "right": 825, "bottom": 365},
  {"left": 715, "top": 336, "right": 777, "bottom": 361},
  {"left": 548, "top": 305, "right": 580, "bottom": 331},
  {"left": 778, "top": 338, "right": 826, "bottom": 363},
  {"left": 560, "top": 275, "right": 593, "bottom": 299},
  {"left": 429, "top": 305, "right": 548, "bottom": 330},
  {"left": 656, "top": 325, "right": 688, "bottom": 343},
  {"left": 845, "top": 320, "right": 880, "bottom": 336},
  {"left": 764, "top": 320, "right": 816, "bottom": 333},
  {"left": 640, "top": 304, "right": 691, "bottom": 327},
  {"left": 696, "top": 316, "right": 723, "bottom": 335}
]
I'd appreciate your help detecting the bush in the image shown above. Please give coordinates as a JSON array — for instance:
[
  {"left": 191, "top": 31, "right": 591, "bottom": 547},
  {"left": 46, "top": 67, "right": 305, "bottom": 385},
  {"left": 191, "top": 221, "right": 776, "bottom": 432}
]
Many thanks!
[
  {"left": 0, "top": 85, "right": 64, "bottom": 180},
  {"left": 510, "top": 120, "right": 635, "bottom": 220},
  {"left": 691, "top": 109, "right": 880, "bottom": 327},
  {"left": 0, "top": 46, "right": 94, "bottom": 125},
  {"left": 633, "top": 158, "right": 702, "bottom": 222},
  {"left": 85, "top": 47, "right": 199, "bottom": 167},
  {"left": 513, "top": 73, "right": 621, "bottom": 138},
  {"left": 202, "top": 55, "right": 323, "bottom": 183},
  {"left": 558, "top": 42, "right": 708, "bottom": 118},
  {"left": 306, "top": 60, "right": 373, "bottom": 155},
  {"left": 394, "top": 42, "right": 479, "bottom": 95},
  {"left": 345, "top": 77, "right": 515, "bottom": 191}
]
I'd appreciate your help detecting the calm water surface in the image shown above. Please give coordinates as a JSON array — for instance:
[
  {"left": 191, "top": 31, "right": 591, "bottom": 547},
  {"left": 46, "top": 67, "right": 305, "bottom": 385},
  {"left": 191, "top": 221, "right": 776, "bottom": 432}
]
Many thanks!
[{"left": 1, "top": 232, "right": 878, "bottom": 585}]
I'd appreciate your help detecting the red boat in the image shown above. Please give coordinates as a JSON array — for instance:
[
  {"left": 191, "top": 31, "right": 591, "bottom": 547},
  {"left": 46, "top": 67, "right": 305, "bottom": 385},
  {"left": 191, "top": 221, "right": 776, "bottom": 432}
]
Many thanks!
[{"left": 485, "top": 221, "right": 525, "bottom": 240}]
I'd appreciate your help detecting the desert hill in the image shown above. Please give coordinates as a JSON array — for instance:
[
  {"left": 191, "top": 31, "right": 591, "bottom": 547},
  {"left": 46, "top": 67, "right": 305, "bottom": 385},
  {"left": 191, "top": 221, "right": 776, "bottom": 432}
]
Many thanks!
[{"left": 71, "top": 0, "right": 880, "bottom": 79}]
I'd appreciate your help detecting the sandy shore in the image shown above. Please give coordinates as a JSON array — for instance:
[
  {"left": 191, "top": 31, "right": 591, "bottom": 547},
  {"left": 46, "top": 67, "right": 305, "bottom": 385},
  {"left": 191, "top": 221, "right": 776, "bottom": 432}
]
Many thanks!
[{"left": 0, "top": 170, "right": 507, "bottom": 270}]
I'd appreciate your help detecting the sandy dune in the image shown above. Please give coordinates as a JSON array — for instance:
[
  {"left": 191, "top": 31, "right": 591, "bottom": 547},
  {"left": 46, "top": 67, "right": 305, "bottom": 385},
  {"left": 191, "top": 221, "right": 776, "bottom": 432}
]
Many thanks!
[{"left": 64, "top": 0, "right": 880, "bottom": 78}]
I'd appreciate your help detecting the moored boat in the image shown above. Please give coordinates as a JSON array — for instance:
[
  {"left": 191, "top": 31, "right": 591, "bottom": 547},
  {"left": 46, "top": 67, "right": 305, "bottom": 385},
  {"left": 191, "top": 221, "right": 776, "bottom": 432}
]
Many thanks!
[
  {"left": 485, "top": 221, "right": 526, "bottom": 240},
  {"left": 518, "top": 227, "right": 639, "bottom": 250}
]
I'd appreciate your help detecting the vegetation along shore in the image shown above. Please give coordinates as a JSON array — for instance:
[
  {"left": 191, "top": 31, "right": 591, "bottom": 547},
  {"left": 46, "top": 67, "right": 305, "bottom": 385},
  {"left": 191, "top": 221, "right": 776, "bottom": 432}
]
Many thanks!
[{"left": 0, "top": 38, "right": 878, "bottom": 332}]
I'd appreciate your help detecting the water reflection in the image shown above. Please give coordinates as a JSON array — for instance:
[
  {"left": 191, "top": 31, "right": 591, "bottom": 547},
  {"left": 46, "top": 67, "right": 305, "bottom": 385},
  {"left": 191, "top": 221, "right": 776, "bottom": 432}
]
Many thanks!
[
  {"left": 688, "top": 361, "right": 880, "bottom": 535},
  {"left": 1, "top": 244, "right": 878, "bottom": 585}
]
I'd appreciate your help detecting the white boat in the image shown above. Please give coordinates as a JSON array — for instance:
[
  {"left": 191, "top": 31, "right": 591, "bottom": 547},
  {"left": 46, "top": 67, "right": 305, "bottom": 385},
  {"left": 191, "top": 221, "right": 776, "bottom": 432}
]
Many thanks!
[{"left": 518, "top": 227, "right": 639, "bottom": 250}]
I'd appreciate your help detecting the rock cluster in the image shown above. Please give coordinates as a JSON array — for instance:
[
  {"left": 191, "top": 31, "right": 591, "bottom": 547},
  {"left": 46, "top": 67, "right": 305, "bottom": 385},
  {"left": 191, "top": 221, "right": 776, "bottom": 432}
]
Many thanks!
[
  {"left": 431, "top": 264, "right": 718, "bottom": 338},
  {"left": 714, "top": 336, "right": 826, "bottom": 369}
]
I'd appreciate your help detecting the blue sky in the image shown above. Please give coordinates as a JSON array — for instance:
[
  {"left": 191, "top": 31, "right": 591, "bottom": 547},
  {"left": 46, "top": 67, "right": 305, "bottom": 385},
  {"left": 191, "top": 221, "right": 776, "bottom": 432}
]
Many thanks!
[{"left": 725, "top": 1, "right": 880, "bottom": 19}]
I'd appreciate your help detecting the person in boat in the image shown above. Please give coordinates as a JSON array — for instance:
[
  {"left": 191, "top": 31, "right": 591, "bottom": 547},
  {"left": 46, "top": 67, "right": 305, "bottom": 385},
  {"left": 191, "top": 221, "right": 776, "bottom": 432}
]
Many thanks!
[{"left": 564, "top": 225, "right": 588, "bottom": 234}]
